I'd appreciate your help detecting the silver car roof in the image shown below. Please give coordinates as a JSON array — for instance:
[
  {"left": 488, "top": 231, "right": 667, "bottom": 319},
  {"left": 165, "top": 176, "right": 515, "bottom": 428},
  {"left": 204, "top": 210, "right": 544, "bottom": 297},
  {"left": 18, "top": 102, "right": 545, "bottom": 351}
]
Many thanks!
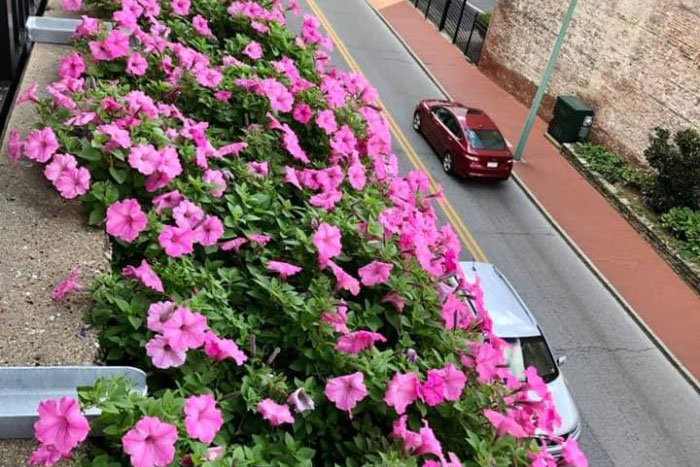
[{"left": 459, "top": 261, "right": 540, "bottom": 338}]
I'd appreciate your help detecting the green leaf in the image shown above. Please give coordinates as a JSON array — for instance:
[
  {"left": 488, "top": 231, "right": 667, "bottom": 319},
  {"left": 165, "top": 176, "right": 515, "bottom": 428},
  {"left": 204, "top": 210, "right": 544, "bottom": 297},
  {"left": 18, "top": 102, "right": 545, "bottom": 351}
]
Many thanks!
[
  {"left": 109, "top": 166, "right": 128, "bottom": 184},
  {"left": 78, "top": 147, "right": 103, "bottom": 162},
  {"left": 88, "top": 205, "right": 106, "bottom": 226}
]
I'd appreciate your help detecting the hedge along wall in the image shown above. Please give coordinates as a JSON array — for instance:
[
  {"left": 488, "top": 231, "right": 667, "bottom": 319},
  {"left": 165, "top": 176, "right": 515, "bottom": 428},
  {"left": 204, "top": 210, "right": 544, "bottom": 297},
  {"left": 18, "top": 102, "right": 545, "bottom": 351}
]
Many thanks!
[{"left": 7, "top": 0, "right": 587, "bottom": 466}]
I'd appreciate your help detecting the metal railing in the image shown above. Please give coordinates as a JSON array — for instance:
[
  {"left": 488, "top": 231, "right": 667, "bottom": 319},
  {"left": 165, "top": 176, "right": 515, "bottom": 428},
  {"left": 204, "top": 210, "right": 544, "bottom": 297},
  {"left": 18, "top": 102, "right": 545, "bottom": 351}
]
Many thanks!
[
  {"left": 1, "top": 0, "right": 46, "bottom": 128},
  {"left": 413, "top": 0, "right": 488, "bottom": 64}
]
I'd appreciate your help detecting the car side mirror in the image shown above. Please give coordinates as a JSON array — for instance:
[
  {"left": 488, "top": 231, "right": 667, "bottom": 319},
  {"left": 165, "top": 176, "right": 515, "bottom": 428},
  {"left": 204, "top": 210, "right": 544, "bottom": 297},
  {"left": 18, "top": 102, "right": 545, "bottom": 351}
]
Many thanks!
[{"left": 557, "top": 355, "right": 567, "bottom": 366}]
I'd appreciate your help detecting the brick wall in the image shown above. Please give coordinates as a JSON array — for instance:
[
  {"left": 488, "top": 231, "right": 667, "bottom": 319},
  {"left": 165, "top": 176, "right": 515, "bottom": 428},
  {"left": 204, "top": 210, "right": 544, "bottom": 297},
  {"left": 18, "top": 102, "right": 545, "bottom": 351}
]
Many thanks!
[{"left": 479, "top": 0, "right": 700, "bottom": 163}]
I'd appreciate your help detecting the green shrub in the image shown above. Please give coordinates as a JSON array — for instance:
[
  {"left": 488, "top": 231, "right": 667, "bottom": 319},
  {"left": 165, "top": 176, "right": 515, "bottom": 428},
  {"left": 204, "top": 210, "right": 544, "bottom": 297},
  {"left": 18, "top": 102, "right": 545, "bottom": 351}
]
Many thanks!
[
  {"left": 621, "top": 165, "right": 654, "bottom": 191},
  {"left": 575, "top": 143, "right": 625, "bottom": 184},
  {"left": 643, "top": 128, "right": 700, "bottom": 212},
  {"left": 660, "top": 207, "right": 700, "bottom": 258},
  {"left": 477, "top": 12, "right": 491, "bottom": 26}
]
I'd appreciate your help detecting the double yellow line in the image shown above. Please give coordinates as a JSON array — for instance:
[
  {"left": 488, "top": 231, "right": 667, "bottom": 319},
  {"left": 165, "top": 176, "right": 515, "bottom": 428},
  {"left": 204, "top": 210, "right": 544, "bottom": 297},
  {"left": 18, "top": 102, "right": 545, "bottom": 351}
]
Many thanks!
[{"left": 305, "top": 0, "right": 488, "bottom": 262}]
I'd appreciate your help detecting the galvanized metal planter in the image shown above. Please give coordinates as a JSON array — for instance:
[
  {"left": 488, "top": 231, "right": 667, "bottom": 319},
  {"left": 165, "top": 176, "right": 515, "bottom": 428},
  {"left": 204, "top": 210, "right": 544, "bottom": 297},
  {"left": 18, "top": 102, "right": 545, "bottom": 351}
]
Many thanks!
[{"left": 0, "top": 366, "right": 147, "bottom": 439}]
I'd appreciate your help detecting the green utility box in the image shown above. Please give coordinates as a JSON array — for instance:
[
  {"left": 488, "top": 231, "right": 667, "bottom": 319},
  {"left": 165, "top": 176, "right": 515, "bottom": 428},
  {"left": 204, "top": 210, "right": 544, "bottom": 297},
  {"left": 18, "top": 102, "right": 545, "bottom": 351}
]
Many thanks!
[{"left": 547, "top": 96, "right": 595, "bottom": 144}]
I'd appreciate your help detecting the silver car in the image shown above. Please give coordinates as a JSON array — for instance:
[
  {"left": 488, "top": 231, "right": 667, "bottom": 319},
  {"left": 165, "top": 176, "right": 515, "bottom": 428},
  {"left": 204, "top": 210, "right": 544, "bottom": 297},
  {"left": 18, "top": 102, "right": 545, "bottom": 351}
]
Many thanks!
[{"left": 459, "top": 262, "right": 581, "bottom": 456}]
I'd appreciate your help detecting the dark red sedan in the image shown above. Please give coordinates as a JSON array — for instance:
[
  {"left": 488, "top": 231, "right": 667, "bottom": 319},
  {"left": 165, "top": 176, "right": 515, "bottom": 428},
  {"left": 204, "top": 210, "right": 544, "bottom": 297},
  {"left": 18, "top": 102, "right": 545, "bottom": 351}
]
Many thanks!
[{"left": 413, "top": 99, "right": 513, "bottom": 180}]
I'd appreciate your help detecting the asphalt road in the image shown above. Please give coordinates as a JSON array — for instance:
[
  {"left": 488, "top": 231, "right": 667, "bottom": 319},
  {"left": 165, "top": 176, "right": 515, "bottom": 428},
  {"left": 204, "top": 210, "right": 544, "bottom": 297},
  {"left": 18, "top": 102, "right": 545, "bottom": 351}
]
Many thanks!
[{"left": 293, "top": 1, "right": 700, "bottom": 465}]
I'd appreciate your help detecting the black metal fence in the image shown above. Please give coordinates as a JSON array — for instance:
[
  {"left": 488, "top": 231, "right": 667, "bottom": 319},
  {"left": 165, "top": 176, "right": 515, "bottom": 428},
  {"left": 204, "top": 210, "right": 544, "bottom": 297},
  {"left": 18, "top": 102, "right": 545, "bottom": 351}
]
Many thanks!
[
  {"left": 413, "top": 0, "right": 488, "bottom": 64},
  {"left": 0, "top": 0, "right": 45, "bottom": 126}
]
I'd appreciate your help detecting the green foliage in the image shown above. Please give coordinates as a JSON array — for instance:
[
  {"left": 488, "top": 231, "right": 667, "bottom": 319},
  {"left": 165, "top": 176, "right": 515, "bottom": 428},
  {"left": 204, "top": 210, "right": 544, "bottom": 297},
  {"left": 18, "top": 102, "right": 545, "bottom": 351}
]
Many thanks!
[
  {"left": 19, "top": 0, "right": 546, "bottom": 464},
  {"left": 660, "top": 207, "right": 700, "bottom": 258},
  {"left": 575, "top": 142, "right": 625, "bottom": 184},
  {"left": 643, "top": 128, "right": 700, "bottom": 212}
]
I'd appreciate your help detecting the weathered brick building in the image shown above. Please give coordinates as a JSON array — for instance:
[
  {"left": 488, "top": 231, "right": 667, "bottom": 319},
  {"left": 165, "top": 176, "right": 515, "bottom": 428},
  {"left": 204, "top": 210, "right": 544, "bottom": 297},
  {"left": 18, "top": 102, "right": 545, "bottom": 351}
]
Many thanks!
[{"left": 479, "top": 0, "right": 700, "bottom": 163}]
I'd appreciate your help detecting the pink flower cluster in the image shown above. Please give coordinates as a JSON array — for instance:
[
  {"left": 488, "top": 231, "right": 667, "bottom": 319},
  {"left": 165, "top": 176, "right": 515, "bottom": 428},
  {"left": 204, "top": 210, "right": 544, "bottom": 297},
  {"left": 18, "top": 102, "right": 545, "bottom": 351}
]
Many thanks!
[{"left": 29, "top": 397, "right": 89, "bottom": 466}]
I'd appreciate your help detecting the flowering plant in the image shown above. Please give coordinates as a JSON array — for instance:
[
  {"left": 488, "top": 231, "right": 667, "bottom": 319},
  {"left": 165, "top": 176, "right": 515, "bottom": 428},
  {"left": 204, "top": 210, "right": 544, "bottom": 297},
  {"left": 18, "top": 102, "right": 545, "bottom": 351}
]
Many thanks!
[{"left": 9, "top": 0, "right": 587, "bottom": 465}]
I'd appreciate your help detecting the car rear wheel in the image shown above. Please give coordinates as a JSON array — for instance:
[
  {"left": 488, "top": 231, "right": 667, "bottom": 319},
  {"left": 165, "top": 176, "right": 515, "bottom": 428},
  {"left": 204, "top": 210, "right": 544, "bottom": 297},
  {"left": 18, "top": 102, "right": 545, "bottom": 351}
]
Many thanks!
[
  {"left": 412, "top": 111, "right": 421, "bottom": 132},
  {"left": 442, "top": 152, "right": 453, "bottom": 174}
]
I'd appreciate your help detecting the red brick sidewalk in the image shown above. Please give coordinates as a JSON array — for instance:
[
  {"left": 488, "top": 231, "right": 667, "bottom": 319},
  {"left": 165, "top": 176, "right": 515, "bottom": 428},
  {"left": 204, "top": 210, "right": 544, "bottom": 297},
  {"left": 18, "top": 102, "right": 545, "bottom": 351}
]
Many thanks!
[{"left": 369, "top": 0, "right": 700, "bottom": 383}]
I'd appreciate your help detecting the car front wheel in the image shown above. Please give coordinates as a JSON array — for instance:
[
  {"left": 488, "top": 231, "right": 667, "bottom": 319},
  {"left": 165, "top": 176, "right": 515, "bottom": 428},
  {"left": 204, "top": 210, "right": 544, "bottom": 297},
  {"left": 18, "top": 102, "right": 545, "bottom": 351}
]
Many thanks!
[
  {"left": 442, "top": 152, "right": 453, "bottom": 174},
  {"left": 412, "top": 111, "right": 421, "bottom": 132}
]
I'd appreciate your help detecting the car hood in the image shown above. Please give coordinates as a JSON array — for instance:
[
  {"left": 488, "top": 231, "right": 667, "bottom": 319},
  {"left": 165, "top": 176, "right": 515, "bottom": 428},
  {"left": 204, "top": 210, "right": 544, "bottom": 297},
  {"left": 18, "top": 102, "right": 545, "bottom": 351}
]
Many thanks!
[{"left": 547, "top": 375, "right": 580, "bottom": 436}]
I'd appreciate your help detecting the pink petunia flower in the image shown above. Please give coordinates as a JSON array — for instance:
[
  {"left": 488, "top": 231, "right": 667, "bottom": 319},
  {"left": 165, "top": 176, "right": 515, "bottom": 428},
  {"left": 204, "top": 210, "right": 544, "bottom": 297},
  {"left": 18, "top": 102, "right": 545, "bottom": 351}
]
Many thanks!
[
  {"left": 145, "top": 335, "right": 187, "bottom": 369},
  {"left": 562, "top": 439, "right": 588, "bottom": 467},
  {"left": 54, "top": 167, "right": 90, "bottom": 199},
  {"left": 43, "top": 154, "right": 77, "bottom": 182},
  {"left": 313, "top": 222, "right": 342, "bottom": 267},
  {"left": 122, "top": 417, "right": 178, "bottom": 467},
  {"left": 128, "top": 144, "right": 161, "bottom": 175},
  {"left": 384, "top": 372, "right": 422, "bottom": 414},
  {"left": 248, "top": 233, "right": 271, "bottom": 246},
  {"left": 159, "top": 225, "right": 196, "bottom": 257},
  {"left": 147, "top": 301, "right": 176, "bottom": 333},
  {"left": 243, "top": 41, "right": 263, "bottom": 60},
  {"left": 152, "top": 190, "right": 183, "bottom": 214},
  {"left": 195, "top": 215, "right": 224, "bottom": 246},
  {"left": 421, "top": 370, "right": 446, "bottom": 407},
  {"left": 334, "top": 330, "right": 386, "bottom": 355},
  {"left": 316, "top": 109, "right": 337, "bottom": 135},
  {"left": 61, "top": 0, "right": 81, "bottom": 11},
  {"left": 89, "top": 30, "right": 129, "bottom": 61},
  {"left": 203, "top": 332, "right": 247, "bottom": 365},
  {"left": 219, "top": 142, "right": 247, "bottom": 157},
  {"left": 195, "top": 68, "right": 223, "bottom": 88},
  {"left": 202, "top": 169, "right": 227, "bottom": 197},
  {"left": 192, "top": 14, "right": 214, "bottom": 38},
  {"left": 441, "top": 362, "right": 467, "bottom": 401},
  {"left": 16, "top": 83, "right": 39, "bottom": 106},
  {"left": 171, "top": 0, "right": 190, "bottom": 15},
  {"left": 247, "top": 161, "right": 269, "bottom": 178},
  {"left": 321, "top": 302, "right": 349, "bottom": 334},
  {"left": 33, "top": 397, "right": 89, "bottom": 455},
  {"left": 105, "top": 199, "right": 148, "bottom": 243},
  {"left": 97, "top": 124, "right": 131, "bottom": 149},
  {"left": 327, "top": 261, "right": 360, "bottom": 296},
  {"left": 122, "top": 260, "right": 164, "bottom": 293},
  {"left": 51, "top": 267, "right": 83, "bottom": 301},
  {"left": 25, "top": 128, "right": 59, "bottom": 163},
  {"left": 357, "top": 261, "right": 393, "bottom": 287},
  {"left": 292, "top": 103, "right": 313, "bottom": 124},
  {"left": 126, "top": 52, "right": 148, "bottom": 76},
  {"left": 162, "top": 307, "right": 208, "bottom": 351},
  {"left": 173, "top": 200, "right": 204, "bottom": 228},
  {"left": 58, "top": 53, "right": 85, "bottom": 79},
  {"left": 484, "top": 409, "right": 528, "bottom": 438},
  {"left": 347, "top": 161, "right": 366, "bottom": 190},
  {"left": 258, "top": 399, "right": 294, "bottom": 427},
  {"left": 29, "top": 443, "right": 66, "bottom": 466},
  {"left": 267, "top": 260, "right": 302, "bottom": 279},
  {"left": 287, "top": 388, "right": 315, "bottom": 413},
  {"left": 73, "top": 15, "right": 100, "bottom": 38},
  {"left": 331, "top": 125, "right": 357, "bottom": 156},
  {"left": 184, "top": 395, "right": 223, "bottom": 444},
  {"left": 219, "top": 237, "right": 248, "bottom": 252},
  {"left": 381, "top": 292, "right": 405, "bottom": 313},
  {"left": 324, "top": 372, "right": 368, "bottom": 418}
]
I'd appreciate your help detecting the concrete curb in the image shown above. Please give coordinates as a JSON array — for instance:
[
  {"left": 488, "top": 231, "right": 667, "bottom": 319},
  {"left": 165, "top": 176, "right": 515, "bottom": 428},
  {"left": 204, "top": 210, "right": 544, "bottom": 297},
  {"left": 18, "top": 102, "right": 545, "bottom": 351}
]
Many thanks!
[
  {"left": 365, "top": 0, "right": 700, "bottom": 394},
  {"left": 559, "top": 143, "right": 700, "bottom": 295}
]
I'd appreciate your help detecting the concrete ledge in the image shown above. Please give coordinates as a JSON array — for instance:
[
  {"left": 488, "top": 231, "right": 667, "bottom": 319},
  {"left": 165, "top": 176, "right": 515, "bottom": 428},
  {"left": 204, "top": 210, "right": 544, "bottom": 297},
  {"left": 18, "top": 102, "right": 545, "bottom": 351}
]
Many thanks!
[{"left": 0, "top": 2, "right": 108, "bottom": 461}]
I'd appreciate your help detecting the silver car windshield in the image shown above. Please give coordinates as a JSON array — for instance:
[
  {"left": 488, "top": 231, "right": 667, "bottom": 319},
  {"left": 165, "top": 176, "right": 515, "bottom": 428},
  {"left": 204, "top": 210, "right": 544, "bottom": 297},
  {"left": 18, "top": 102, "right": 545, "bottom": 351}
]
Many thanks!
[{"left": 503, "top": 336, "right": 559, "bottom": 384}]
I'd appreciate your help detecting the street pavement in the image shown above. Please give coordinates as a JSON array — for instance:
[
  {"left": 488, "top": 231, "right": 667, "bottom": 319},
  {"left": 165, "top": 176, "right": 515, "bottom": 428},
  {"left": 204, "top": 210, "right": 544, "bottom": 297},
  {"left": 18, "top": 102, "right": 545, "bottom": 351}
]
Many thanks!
[{"left": 295, "top": 0, "right": 700, "bottom": 466}]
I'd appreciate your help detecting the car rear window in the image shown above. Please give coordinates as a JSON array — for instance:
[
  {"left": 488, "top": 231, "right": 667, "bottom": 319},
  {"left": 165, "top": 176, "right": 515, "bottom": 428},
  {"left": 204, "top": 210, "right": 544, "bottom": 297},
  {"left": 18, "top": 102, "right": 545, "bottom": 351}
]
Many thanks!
[{"left": 467, "top": 129, "right": 507, "bottom": 150}]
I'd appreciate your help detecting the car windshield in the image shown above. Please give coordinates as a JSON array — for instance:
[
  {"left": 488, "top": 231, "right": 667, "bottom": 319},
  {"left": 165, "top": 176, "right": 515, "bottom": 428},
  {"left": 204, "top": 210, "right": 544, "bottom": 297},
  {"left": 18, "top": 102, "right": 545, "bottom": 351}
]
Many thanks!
[
  {"left": 503, "top": 336, "right": 559, "bottom": 384},
  {"left": 467, "top": 129, "right": 507, "bottom": 150}
]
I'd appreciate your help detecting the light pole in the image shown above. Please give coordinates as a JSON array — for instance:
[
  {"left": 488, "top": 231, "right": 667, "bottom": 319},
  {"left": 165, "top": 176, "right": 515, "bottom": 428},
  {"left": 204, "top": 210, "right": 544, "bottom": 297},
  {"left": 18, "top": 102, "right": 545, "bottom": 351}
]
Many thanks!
[{"left": 513, "top": 0, "right": 578, "bottom": 161}]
